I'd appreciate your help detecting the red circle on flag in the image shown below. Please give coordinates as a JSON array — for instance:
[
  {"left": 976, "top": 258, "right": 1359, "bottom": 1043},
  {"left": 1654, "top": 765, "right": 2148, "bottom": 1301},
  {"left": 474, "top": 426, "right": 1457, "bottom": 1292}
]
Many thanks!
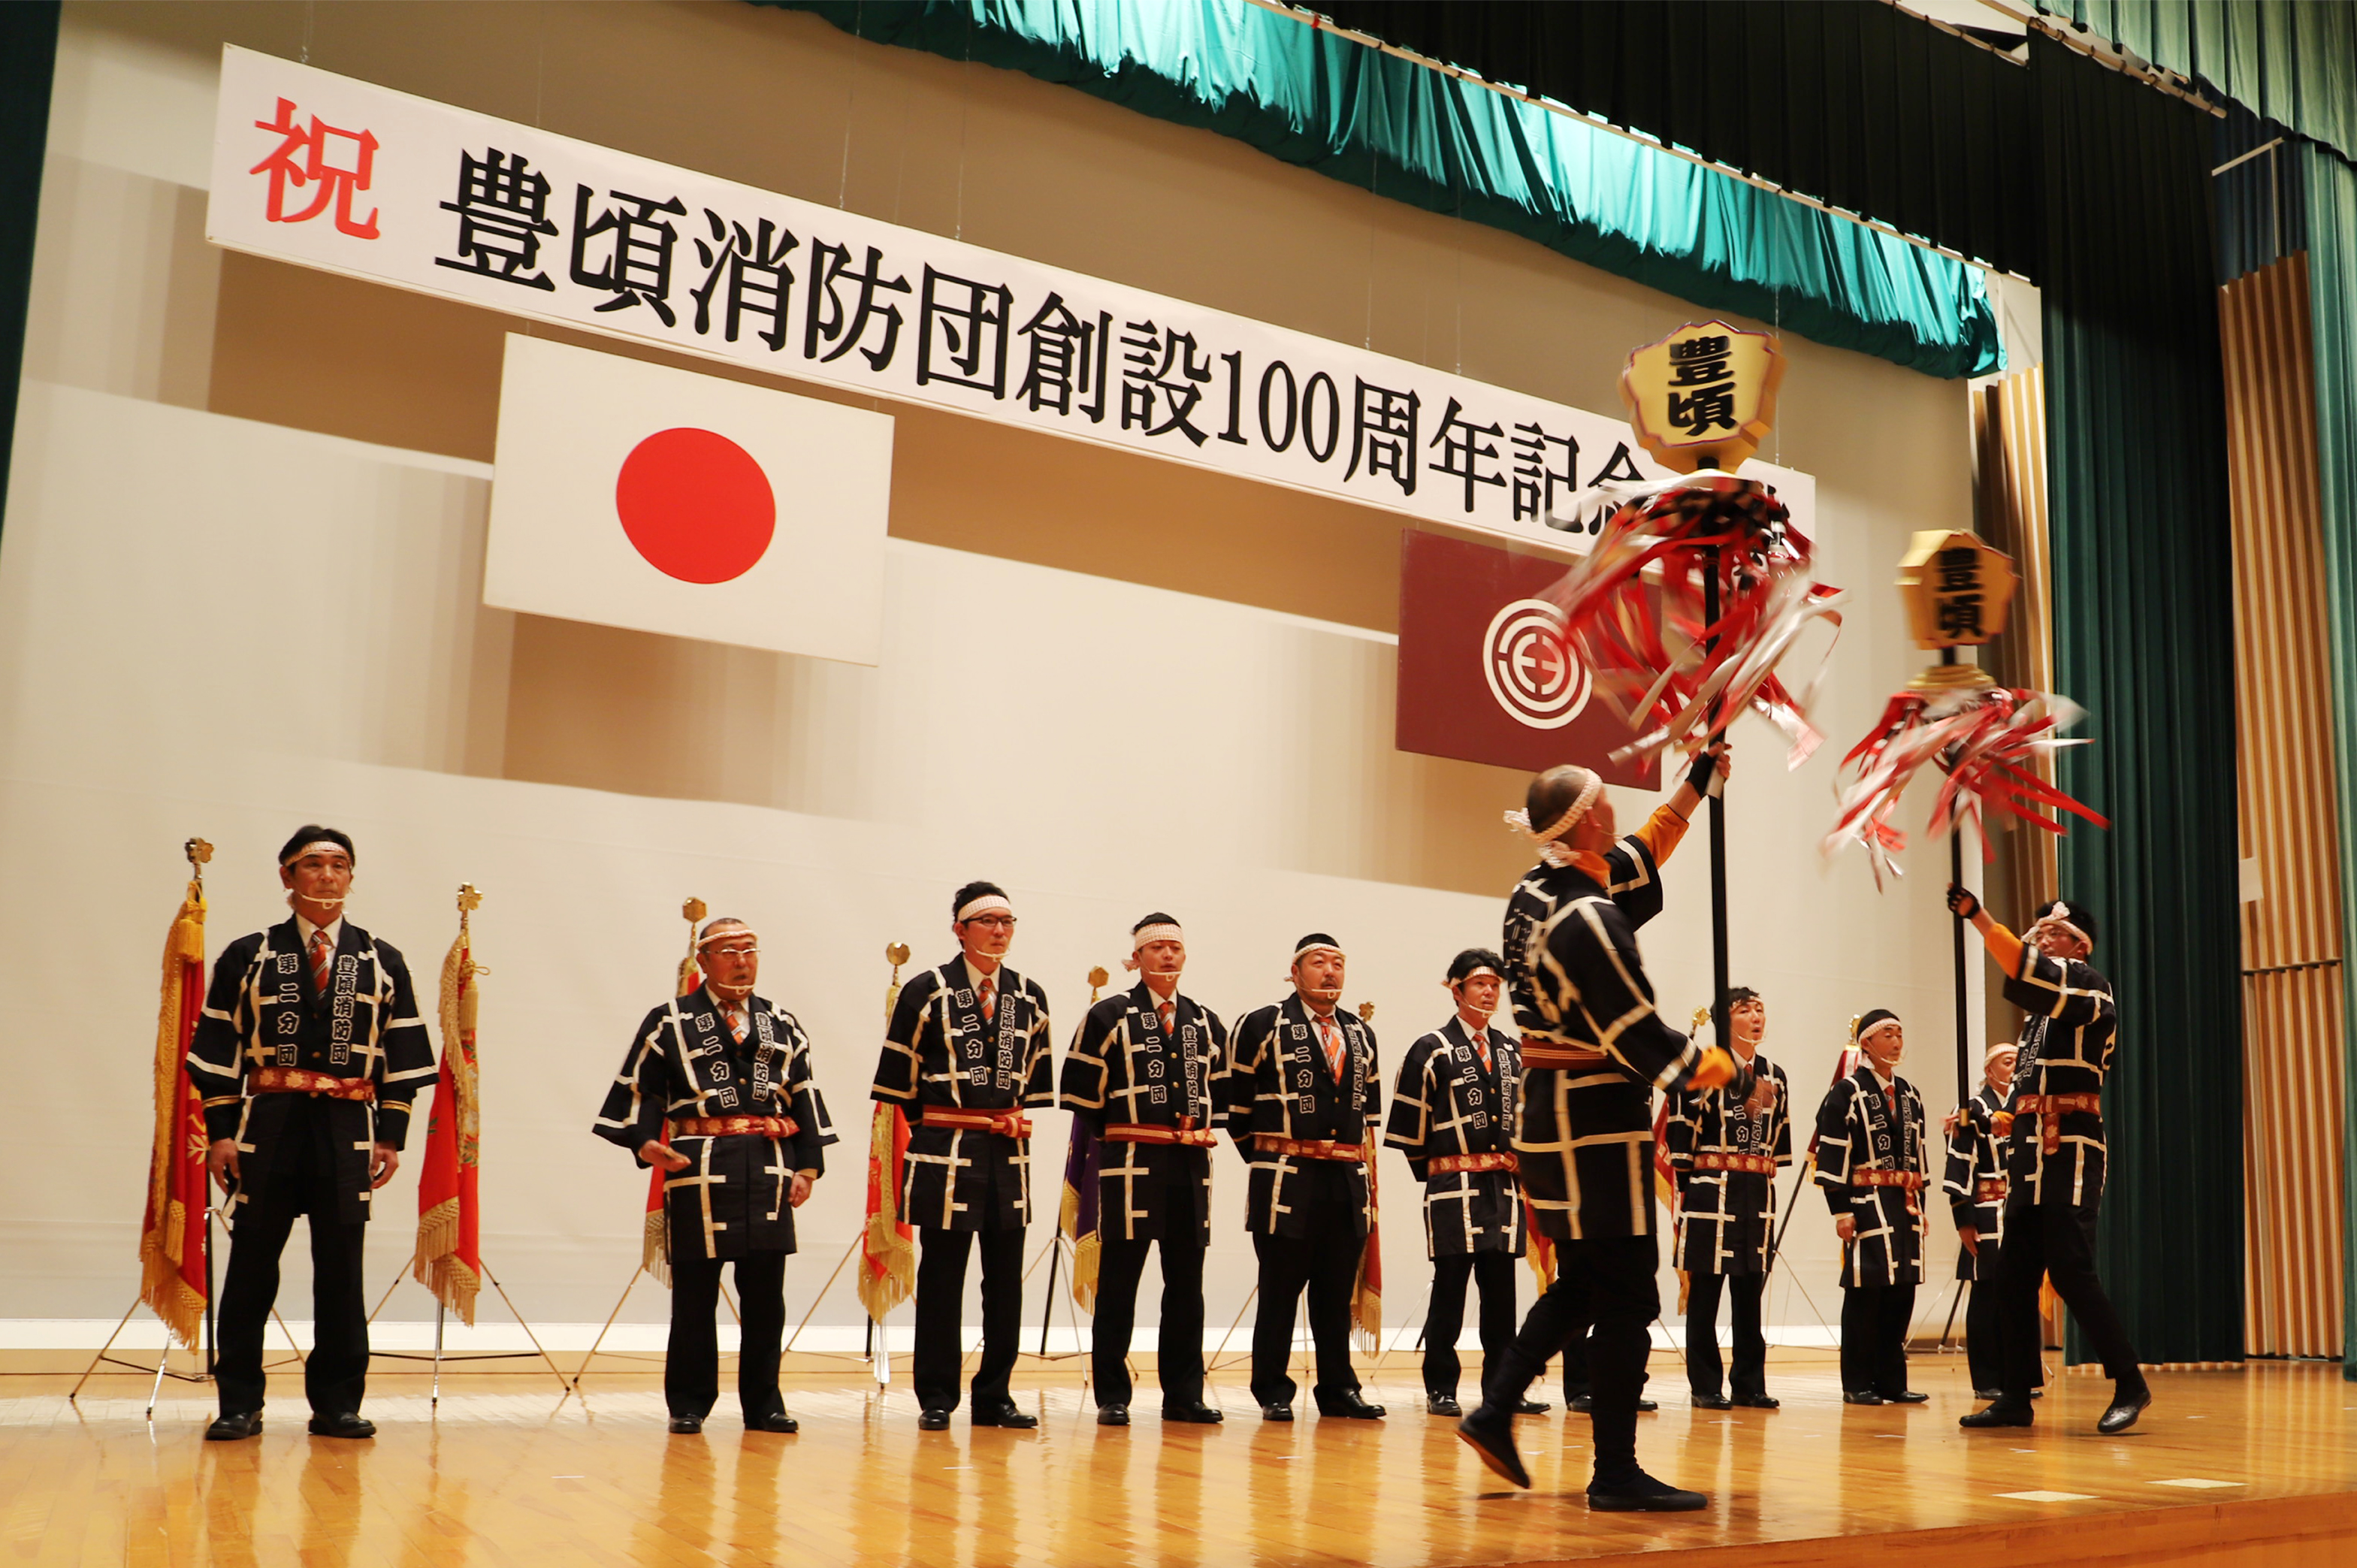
[{"left": 614, "top": 427, "right": 776, "bottom": 584}]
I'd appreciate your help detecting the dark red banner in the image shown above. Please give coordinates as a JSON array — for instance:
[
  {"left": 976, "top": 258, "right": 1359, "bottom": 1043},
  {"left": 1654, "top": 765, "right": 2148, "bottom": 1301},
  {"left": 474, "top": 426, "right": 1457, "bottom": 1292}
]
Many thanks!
[{"left": 1395, "top": 530, "right": 1658, "bottom": 788}]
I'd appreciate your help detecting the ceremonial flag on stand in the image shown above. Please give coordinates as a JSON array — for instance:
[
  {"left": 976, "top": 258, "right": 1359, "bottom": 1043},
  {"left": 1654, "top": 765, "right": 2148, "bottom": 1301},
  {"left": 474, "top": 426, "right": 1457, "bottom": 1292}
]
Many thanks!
[
  {"left": 1059, "top": 1119, "right": 1103, "bottom": 1313},
  {"left": 1653, "top": 1089, "right": 1689, "bottom": 1314},
  {"left": 859, "top": 946, "right": 917, "bottom": 1322},
  {"left": 1352, "top": 1128, "right": 1383, "bottom": 1349},
  {"left": 640, "top": 926, "right": 703, "bottom": 1288},
  {"left": 415, "top": 889, "right": 485, "bottom": 1324},
  {"left": 137, "top": 854, "right": 209, "bottom": 1349},
  {"left": 1523, "top": 1196, "right": 1556, "bottom": 1293}
]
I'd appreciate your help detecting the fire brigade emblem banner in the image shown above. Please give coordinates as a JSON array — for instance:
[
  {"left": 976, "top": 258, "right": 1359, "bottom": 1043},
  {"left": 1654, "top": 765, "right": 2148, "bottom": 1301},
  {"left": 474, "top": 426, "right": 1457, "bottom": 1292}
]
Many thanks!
[{"left": 204, "top": 47, "right": 1812, "bottom": 549}]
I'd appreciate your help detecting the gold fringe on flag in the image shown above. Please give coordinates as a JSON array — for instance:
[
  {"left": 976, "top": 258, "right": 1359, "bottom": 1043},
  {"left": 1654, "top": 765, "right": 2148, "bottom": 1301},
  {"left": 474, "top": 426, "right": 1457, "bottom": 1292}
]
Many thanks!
[
  {"left": 137, "top": 863, "right": 208, "bottom": 1349},
  {"left": 1349, "top": 1003, "right": 1382, "bottom": 1350},
  {"left": 415, "top": 888, "right": 485, "bottom": 1324},
  {"left": 641, "top": 899, "right": 707, "bottom": 1289},
  {"left": 857, "top": 944, "right": 917, "bottom": 1322}
]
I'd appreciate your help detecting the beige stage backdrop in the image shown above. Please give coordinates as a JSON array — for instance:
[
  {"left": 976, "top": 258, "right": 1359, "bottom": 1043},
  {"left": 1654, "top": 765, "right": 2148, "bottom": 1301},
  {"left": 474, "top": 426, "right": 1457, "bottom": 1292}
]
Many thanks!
[{"left": 2, "top": 2, "right": 1987, "bottom": 1358}]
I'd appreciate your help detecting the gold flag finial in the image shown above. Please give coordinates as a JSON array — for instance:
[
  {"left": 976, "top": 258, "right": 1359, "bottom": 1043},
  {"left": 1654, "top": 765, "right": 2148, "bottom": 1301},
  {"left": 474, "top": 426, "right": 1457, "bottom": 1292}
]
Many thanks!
[
  {"left": 886, "top": 941, "right": 911, "bottom": 978},
  {"left": 184, "top": 837, "right": 212, "bottom": 892},
  {"left": 1357, "top": 1001, "right": 1376, "bottom": 1023},
  {"left": 683, "top": 897, "right": 707, "bottom": 926},
  {"left": 1691, "top": 1005, "right": 1712, "bottom": 1032},
  {"left": 1087, "top": 965, "right": 1109, "bottom": 1003},
  {"left": 456, "top": 884, "right": 482, "bottom": 915}
]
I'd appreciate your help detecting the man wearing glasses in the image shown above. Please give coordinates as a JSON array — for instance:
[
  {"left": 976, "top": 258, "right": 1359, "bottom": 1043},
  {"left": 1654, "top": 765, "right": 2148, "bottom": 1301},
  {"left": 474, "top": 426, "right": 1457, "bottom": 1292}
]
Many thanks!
[{"left": 874, "top": 881, "right": 1057, "bottom": 1429}]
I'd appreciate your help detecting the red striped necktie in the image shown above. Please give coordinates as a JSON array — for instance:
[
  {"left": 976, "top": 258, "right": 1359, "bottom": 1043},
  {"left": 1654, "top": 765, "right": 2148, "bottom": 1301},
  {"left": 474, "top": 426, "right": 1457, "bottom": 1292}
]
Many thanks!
[{"left": 309, "top": 929, "right": 333, "bottom": 995}]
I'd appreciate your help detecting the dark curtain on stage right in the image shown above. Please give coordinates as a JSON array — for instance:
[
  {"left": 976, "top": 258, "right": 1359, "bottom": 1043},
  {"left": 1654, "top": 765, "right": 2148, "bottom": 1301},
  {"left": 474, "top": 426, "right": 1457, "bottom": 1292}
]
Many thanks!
[{"left": 2036, "top": 35, "right": 2244, "bottom": 1367}]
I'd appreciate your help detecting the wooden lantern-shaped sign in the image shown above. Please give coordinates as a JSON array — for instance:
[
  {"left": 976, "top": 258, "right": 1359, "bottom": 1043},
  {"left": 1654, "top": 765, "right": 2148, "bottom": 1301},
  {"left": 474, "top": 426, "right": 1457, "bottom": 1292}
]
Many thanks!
[
  {"left": 1618, "top": 321, "right": 1786, "bottom": 474},
  {"left": 1895, "top": 529, "right": 2017, "bottom": 649}
]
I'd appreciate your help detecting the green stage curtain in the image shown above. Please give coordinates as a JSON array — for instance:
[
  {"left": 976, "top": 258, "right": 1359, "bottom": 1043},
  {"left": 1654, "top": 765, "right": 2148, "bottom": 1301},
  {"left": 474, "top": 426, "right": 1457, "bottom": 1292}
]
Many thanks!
[
  {"left": 0, "top": 1, "right": 59, "bottom": 543},
  {"left": 761, "top": 0, "right": 2001, "bottom": 379},
  {"left": 2038, "top": 35, "right": 2244, "bottom": 1365},
  {"left": 2044, "top": 1, "right": 2357, "bottom": 169},
  {"left": 2304, "top": 140, "right": 2357, "bottom": 1379}
]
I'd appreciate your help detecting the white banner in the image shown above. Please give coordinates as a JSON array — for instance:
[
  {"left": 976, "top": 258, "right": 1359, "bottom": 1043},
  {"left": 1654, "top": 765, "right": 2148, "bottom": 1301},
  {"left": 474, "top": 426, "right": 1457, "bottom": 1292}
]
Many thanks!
[{"left": 205, "top": 46, "right": 1812, "bottom": 547}]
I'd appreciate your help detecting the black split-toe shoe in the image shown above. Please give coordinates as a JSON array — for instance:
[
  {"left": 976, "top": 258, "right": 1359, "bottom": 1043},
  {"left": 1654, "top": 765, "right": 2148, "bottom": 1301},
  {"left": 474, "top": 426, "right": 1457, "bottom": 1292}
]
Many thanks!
[{"left": 204, "top": 1411, "right": 264, "bottom": 1442}]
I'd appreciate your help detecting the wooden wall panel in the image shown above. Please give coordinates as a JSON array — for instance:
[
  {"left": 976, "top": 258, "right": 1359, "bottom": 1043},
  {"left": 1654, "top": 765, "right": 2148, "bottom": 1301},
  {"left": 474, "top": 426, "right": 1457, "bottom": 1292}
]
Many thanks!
[
  {"left": 2220, "top": 251, "right": 2347, "bottom": 1360},
  {"left": 1975, "top": 365, "right": 2059, "bottom": 924}
]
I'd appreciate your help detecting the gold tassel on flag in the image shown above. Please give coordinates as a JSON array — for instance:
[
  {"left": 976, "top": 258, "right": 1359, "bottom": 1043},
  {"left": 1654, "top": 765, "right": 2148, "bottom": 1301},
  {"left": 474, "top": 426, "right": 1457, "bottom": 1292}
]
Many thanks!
[
  {"left": 137, "top": 838, "right": 211, "bottom": 1349},
  {"left": 859, "top": 943, "right": 918, "bottom": 1322},
  {"left": 1059, "top": 967, "right": 1111, "bottom": 1313},
  {"left": 1349, "top": 1000, "right": 1382, "bottom": 1349},
  {"left": 415, "top": 886, "right": 486, "bottom": 1325},
  {"left": 642, "top": 898, "right": 706, "bottom": 1288}
]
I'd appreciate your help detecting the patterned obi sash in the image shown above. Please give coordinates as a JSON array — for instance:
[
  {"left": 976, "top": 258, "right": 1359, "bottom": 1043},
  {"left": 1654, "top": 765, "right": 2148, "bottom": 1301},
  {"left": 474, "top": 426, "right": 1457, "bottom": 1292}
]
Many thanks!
[
  {"left": 250, "top": 1066, "right": 374, "bottom": 1102},
  {"left": 1851, "top": 1168, "right": 1926, "bottom": 1191},
  {"left": 2015, "top": 1092, "right": 2104, "bottom": 1153},
  {"left": 923, "top": 1106, "right": 1034, "bottom": 1137},
  {"left": 1694, "top": 1152, "right": 1776, "bottom": 1175},
  {"left": 1519, "top": 1041, "right": 1609, "bottom": 1070},
  {"left": 1105, "top": 1119, "right": 1217, "bottom": 1147},
  {"left": 668, "top": 1115, "right": 798, "bottom": 1139},
  {"left": 1975, "top": 1177, "right": 2007, "bottom": 1202},
  {"left": 1430, "top": 1151, "right": 1518, "bottom": 1175},
  {"left": 1253, "top": 1133, "right": 1366, "bottom": 1162}
]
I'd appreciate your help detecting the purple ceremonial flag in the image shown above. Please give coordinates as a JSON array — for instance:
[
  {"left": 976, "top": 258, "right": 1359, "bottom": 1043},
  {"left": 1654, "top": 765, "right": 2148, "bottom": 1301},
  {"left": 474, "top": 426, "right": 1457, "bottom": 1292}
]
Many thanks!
[{"left": 1059, "top": 1118, "right": 1104, "bottom": 1311}]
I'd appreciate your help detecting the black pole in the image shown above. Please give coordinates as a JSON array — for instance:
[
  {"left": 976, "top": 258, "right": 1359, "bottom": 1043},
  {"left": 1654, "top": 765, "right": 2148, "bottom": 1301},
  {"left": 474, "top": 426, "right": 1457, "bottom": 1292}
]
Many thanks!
[
  {"left": 1039, "top": 1240, "right": 1062, "bottom": 1354},
  {"left": 204, "top": 1207, "right": 216, "bottom": 1377},
  {"left": 1943, "top": 645, "right": 1970, "bottom": 1104},
  {"left": 1763, "top": 1155, "right": 1812, "bottom": 1273},
  {"left": 1704, "top": 550, "right": 1731, "bottom": 1050}
]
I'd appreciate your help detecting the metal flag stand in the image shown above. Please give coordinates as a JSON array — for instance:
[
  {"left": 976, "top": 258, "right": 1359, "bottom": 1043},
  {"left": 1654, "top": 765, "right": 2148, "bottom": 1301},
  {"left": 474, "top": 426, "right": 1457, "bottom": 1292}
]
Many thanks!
[{"left": 365, "top": 1252, "right": 575, "bottom": 1406}]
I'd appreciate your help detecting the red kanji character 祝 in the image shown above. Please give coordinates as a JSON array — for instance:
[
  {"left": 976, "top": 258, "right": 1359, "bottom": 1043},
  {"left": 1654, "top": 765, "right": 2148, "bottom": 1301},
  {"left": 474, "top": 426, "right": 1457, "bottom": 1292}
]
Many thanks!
[{"left": 250, "top": 97, "right": 381, "bottom": 239}]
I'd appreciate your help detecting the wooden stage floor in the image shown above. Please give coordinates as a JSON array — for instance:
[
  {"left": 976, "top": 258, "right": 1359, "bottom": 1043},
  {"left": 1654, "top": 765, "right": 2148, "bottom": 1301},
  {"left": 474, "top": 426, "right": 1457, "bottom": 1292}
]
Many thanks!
[{"left": 6, "top": 1354, "right": 2353, "bottom": 1566}]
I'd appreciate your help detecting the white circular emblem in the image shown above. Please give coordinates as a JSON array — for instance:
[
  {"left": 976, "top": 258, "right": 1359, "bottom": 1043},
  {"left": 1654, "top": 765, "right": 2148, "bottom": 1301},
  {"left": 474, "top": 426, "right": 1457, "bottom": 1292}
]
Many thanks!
[{"left": 1481, "top": 599, "right": 1590, "bottom": 730}]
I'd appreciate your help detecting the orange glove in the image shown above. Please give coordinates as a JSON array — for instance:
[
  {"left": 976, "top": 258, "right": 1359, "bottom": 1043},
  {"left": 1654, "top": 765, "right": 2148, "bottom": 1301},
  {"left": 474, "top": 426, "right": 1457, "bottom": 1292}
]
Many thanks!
[
  {"left": 1991, "top": 1110, "right": 2015, "bottom": 1137},
  {"left": 1690, "top": 1047, "right": 1739, "bottom": 1091}
]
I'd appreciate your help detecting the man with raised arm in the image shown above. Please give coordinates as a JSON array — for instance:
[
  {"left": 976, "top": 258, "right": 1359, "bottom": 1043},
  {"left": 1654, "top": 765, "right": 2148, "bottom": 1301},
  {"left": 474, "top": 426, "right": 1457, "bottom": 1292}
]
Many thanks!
[
  {"left": 189, "top": 826, "right": 434, "bottom": 1443},
  {"left": 1059, "top": 912, "right": 1228, "bottom": 1426},
  {"left": 1458, "top": 749, "right": 1753, "bottom": 1512},
  {"left": 874, "top": 881, "right": 1058, "bottom": 1430},
  {"left": 1950, "top": 890, "right": 2149, "bottom": 1434},
  {"left": 594, "top": 917, "right": 836, "bottom": 1434}
]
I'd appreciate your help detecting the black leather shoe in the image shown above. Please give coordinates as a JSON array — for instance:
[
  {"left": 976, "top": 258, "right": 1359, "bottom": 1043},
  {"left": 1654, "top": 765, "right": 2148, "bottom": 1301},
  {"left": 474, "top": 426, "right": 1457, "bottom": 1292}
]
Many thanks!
[
  {"left": 1513, "top": 1397, "right": 1551, "bottom": 1415},
  {"left": 204, "top": 1411, "right": 263, "bottom": 1442},
  {"left": 1456, "top": 1405, "right": 1531, "bottom": 1490},
  {"left": 307, "top": 1412, "right": 375, "bottom": 1440},
  {"left": 1316, "top": 1392, "right": 1385, "bottom": 1419},
  {"left": 1097, "top": 1403, "right": 1130, "bottom": 1427},
  {"left": 917, "top": 1407, "right": 951, "bottom": 1431},
  {"left": 1960, "top": 1401, "right": 2034, "bottom": 1428},
  {"left": 754, "top": 1412, "right": 798, "bottom": 1434},
  {"left": 1588, "top": 1470, "right": 1709, "bottom": 1512},
  {"left": 1161, "top": 1401, "right": 1223, "bottom": 1424},
  {"left": 1425, "top": 1391, "right": 1461, "bottom": 1417},
  {"left": 1569, "top": 1394, "right": 1594, "bottom": 1413},
  {"left": 972, "top": 1402, "right": 1038, "bottom": 1429},
  {"left": 1842, "top": 1390, "right": 1884, "bottom": 1406},
  {"left": 2098, "top": 1383, "right": 2152, "bottom": 1435},
  {"left": 1732, "top": 1394, "right": 1781, "bottom": 1409},
  {"left": 668, "top": 1414, "right": 704, "bottom": 1434},
  {"left": 1692, "top": 1392, "right": 1733, "bottom": 1410},
  {"left": 1636, "top": 1397, "right": 1660, "bottom": 1412},
  {"left": 1260, "top": 1401, "right": 1294, "bottom": 1422},
  {"left": 1881, "top": 1390, "right": 1930, "bottom": 1405}
]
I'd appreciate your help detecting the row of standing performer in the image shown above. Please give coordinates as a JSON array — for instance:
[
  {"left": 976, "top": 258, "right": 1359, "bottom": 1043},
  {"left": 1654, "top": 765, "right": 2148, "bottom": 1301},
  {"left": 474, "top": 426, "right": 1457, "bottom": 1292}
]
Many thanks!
[{"left": 183, "top": 751, "right": 2150, "bottom": 1513}]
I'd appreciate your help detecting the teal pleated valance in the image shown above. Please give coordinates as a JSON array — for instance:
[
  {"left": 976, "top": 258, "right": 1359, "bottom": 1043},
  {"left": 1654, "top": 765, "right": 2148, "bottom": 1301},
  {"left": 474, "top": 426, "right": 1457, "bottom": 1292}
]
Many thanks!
[{"left": 760, "top": 0, "right": 2002, "bottom": 379}]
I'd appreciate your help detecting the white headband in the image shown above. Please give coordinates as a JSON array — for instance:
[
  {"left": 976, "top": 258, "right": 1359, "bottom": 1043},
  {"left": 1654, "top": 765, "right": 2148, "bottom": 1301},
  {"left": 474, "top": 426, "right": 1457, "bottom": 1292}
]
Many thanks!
[
  {"left": 1858, "top": 1017, "right": 1902, "bottom": 1044},
  {"left": 1293, "top": 938, "right": 1344, "bottom": 962},
  {"left": 2029, "top": 911, "right": 2093, "bottom": 951},
  {"left": 698, "top": 923, "right": 760, "bottom": 950},
  {"left": 1132, "top": 923, "right": 1183, "bottom": 951},
  {"left": 956, "top": 894, "right": 1014, "bottom": 923},
  {"left": 282, "top": 840, "right": 352, "bottom": 866},
  {"left": 1985, "top": 1042, "right": 2018, "bottom": 1063},
  {"left": 1454, "top": 966, "right": 1501, "bottom": 984},
  {"left": 1503, "top": 773, "right": 1605, "bottom": 867}
]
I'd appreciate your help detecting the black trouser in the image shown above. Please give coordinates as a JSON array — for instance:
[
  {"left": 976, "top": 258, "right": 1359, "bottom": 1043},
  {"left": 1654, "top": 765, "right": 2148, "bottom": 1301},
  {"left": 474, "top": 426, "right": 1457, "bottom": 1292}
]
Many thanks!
[
  {"left": 667, "top": 1251, "right": 787, "bottom": 1422},
  {"left": 913, "top": 1226, "right": 1025, "bottom": 1413},
  {"left": 1684, "top": 1270, "right": 1766, "bottom": 1401},
  {"left": 214, "top": 1100, "right": 370, "bottom": 1418},
  {"left": 1249, "top": 1195, "right": 1363, "bottom": 1408},
  {"left": 1423, "top": 1251, "right": 1516, "bottom": 1398},
  {"left": 1485, "top": 1233, "right": 1657, "bottom": 1488},
  {"left": 1994, "top": 1195, "right": 2141, "bottom": 1403},
  {"left": 1963, "top": 1273, "right": 2004, "bottom": 1391},
  {"left": 1839, "top": 1282, "right": 1915, "bottom": 1396},
  {"left": 1092, "top": 1234, "right": 1207, "bottom": 1408}
]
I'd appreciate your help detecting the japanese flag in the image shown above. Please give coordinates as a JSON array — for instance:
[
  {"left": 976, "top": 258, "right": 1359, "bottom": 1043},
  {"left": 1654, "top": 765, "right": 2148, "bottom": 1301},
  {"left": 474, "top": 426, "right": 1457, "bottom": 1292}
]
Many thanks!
[{"left": 482, "top": 334, "right": 893, "bottom": 663}]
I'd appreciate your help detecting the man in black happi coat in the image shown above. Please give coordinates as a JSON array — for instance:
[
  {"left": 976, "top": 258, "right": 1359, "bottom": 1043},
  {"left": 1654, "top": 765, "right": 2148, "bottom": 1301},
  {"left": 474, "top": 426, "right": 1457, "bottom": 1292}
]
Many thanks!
[{"left": 190, "top": 826, "right": 434, "bottom": 1442}]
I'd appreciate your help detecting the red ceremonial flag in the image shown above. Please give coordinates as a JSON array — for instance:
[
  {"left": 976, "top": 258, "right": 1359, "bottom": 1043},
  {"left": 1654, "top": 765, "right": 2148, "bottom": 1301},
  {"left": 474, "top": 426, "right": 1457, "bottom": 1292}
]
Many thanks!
[
  {"left": 415, "top": 890, "right": 485, "bottom": 1324},
  {"left": 641, "top": 933, "right": 704, "bottom": 1288},
  {"left": 1395, "top": 528, "right": 1659, "bottom": 787},
  {"left": 1352, "top": 1127, "right": 1383, "bottom": 1347},
  {"left": 138, "top": 860, "right": 209, "bottom": 1349}
]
